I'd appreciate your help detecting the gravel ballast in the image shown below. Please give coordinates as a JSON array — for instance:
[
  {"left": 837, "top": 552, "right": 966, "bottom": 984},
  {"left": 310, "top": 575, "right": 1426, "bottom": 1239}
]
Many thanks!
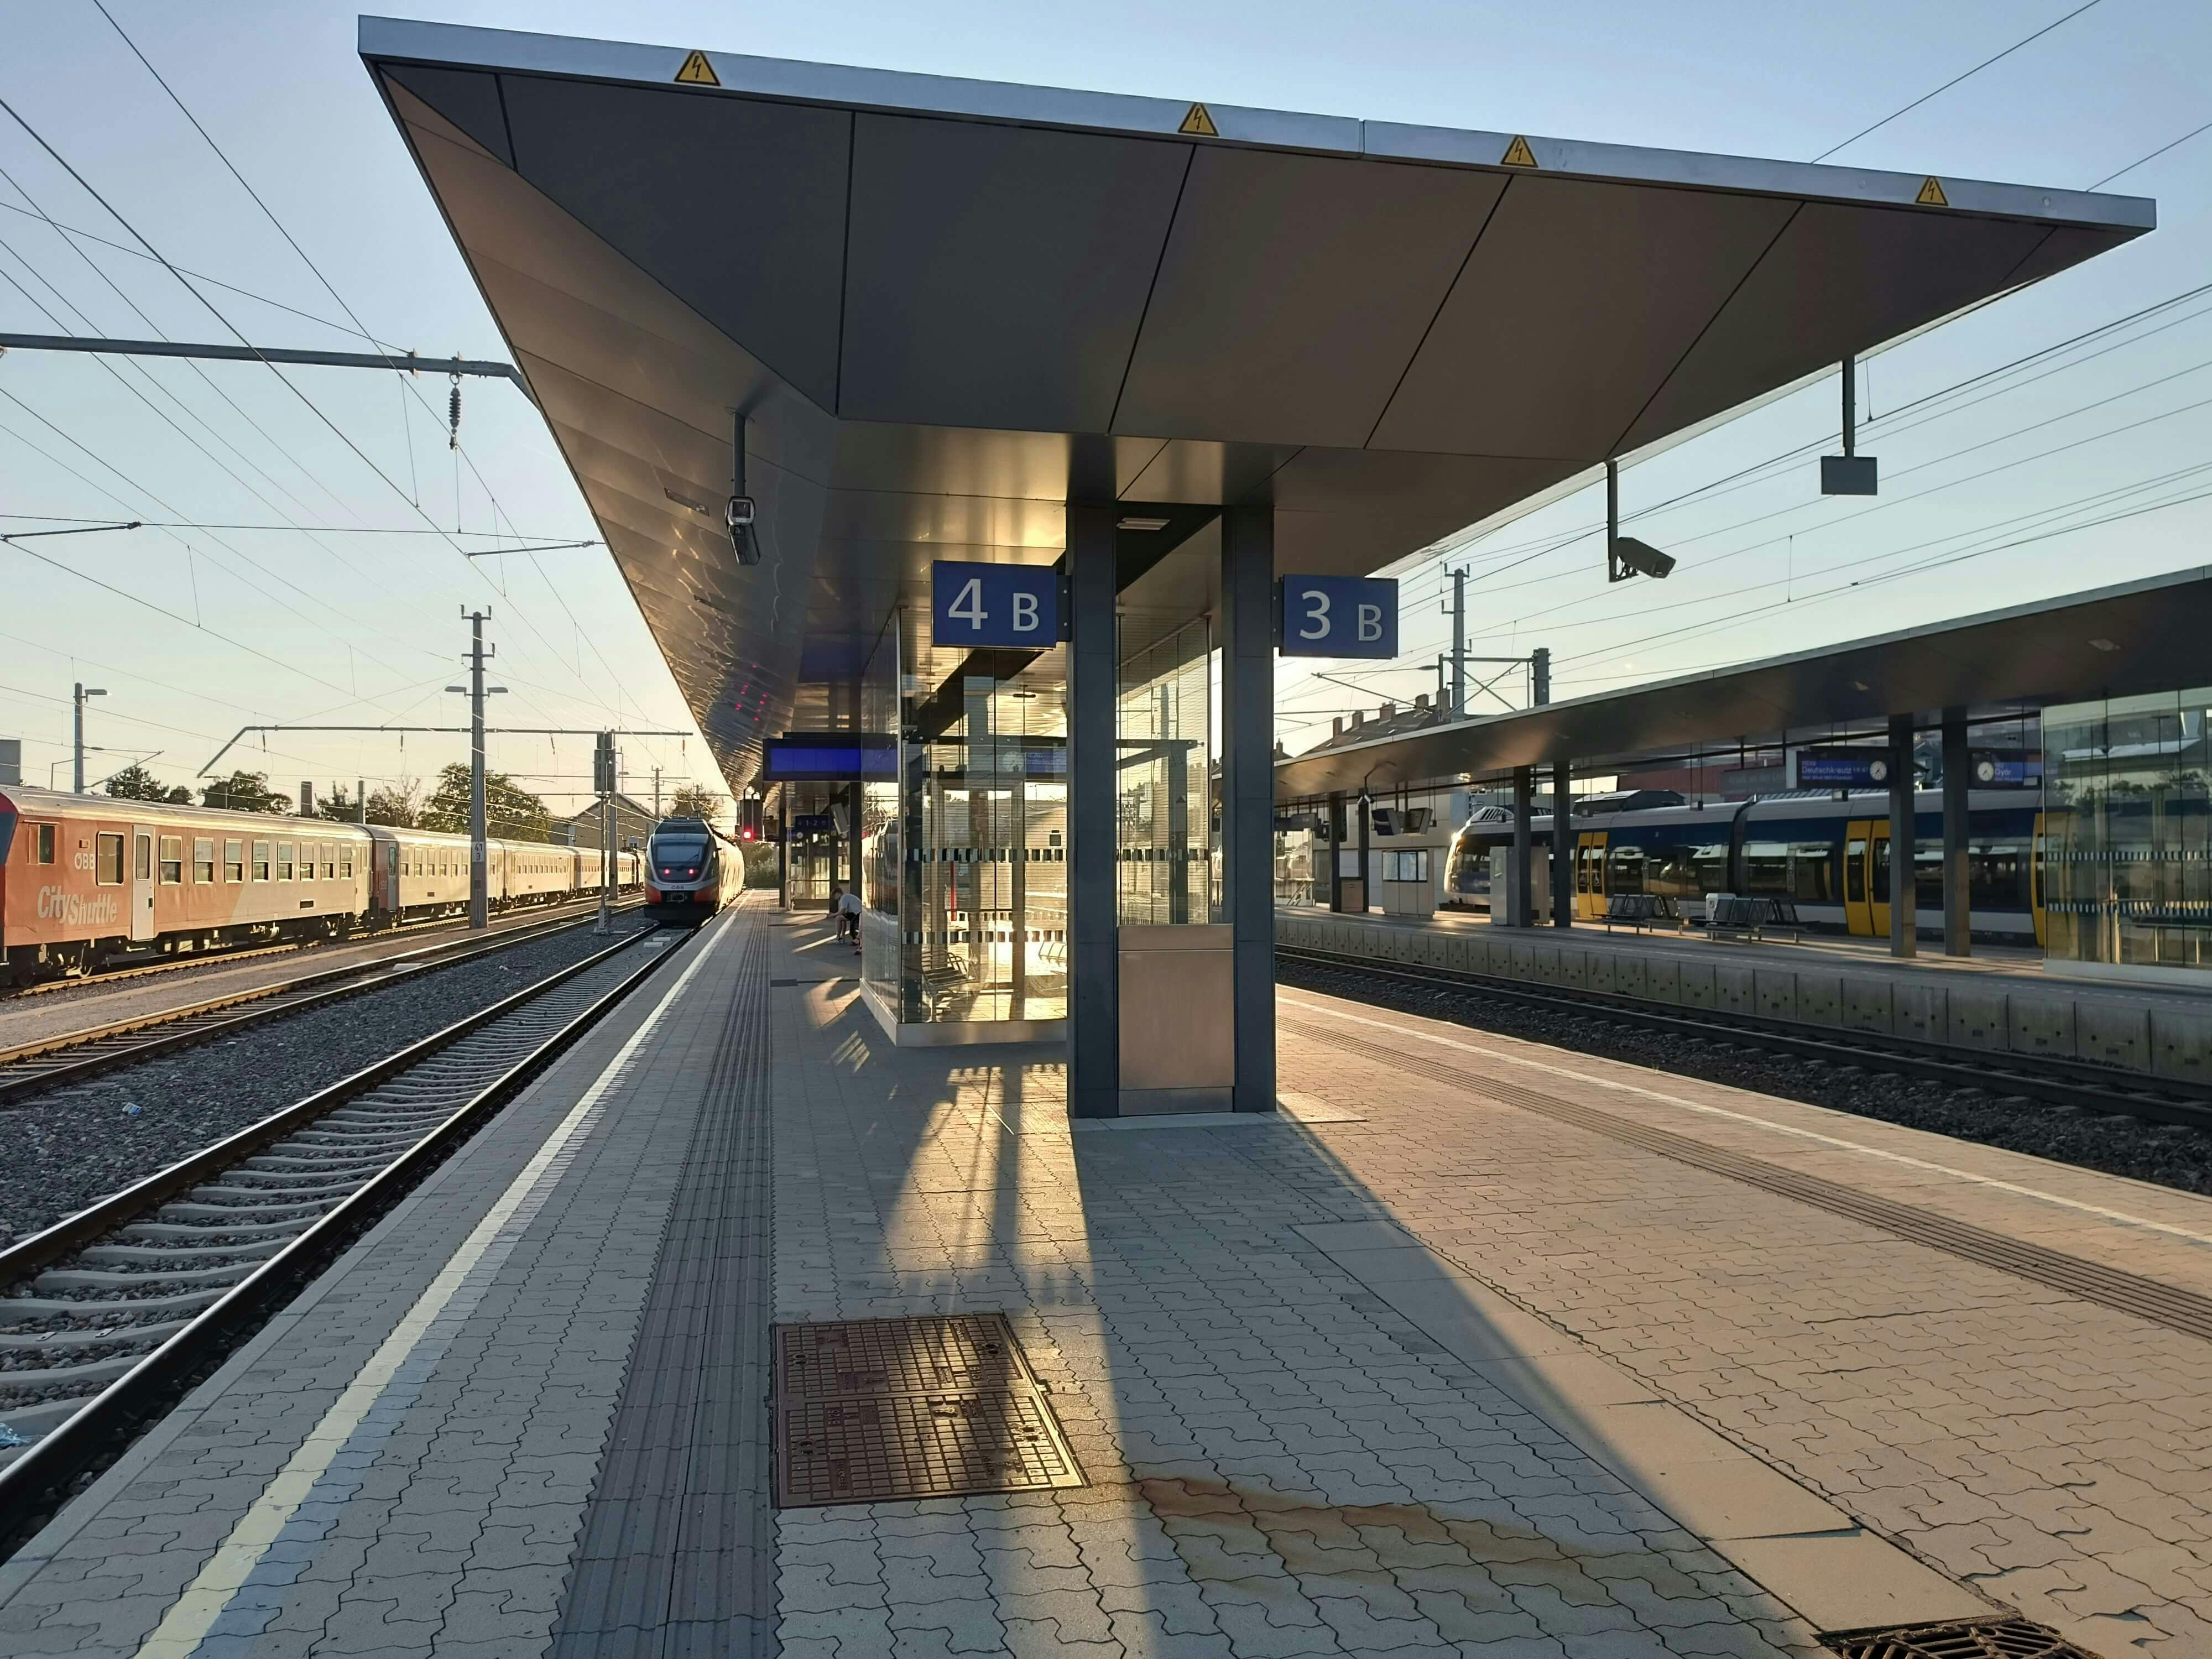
[
  {"left": 1280, "top": 956, "right": 2212, "bottom": 1198},
  {"left": 2, "top": 919, "right": 658, "bottom": 1248}
]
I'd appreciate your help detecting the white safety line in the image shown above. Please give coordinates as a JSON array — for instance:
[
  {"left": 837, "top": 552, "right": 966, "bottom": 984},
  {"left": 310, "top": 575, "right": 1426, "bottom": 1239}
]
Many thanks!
[
  {"left": 134, "top": 922, "right": 728, "bottom": 1659},
  {"left": 1280, "top": 989, "right": 2212, "bottom": 1251}
]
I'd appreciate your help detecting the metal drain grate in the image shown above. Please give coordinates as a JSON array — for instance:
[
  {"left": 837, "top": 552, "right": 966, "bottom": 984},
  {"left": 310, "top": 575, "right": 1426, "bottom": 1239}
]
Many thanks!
[
  {"left": 773, "top": 1313, "right": 1086, "bottom": 1507},
  {"left": 1824, "top": 1616, "right": 2101, "bottom": 1659}
]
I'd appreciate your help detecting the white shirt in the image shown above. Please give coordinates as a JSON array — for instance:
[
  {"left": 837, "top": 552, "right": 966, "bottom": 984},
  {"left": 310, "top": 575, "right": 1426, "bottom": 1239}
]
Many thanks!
[{"left": 837, "top": 891, "right": 862, "bottom": 915}]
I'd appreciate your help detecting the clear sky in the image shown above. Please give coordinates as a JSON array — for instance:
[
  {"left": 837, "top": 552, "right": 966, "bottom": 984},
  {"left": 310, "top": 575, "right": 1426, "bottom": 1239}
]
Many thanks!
[{"left": 3, "top": 1, "right": 2208, "bottom": 791}]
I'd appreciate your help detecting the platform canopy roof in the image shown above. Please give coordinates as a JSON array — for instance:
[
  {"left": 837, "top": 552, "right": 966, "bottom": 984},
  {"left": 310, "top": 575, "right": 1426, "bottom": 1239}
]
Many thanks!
[
  {"left": 361, "top": 17, "right": 2152, "bottom": 791},
  {"left": 1273, "top": 566, "right": 2212, "bottom": 799}
]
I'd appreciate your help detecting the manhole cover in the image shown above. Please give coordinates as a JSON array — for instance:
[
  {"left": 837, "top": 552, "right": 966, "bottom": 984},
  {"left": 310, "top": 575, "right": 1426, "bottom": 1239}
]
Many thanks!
[
  {"left": 1824, "top": 1617, "right": 2101, "bottom": 1659},
  {"left": 773, "top": 1314, "right": 1084, "bottom": 1507}
]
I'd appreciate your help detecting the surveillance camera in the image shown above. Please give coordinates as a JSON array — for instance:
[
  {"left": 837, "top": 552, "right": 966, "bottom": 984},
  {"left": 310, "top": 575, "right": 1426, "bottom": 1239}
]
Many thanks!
[
  {"left": 1609, "top": 536, "right": 1676, "bottom": 581},
  {"left": 726, "top": 495, "right": 762, "bottom": 566}
]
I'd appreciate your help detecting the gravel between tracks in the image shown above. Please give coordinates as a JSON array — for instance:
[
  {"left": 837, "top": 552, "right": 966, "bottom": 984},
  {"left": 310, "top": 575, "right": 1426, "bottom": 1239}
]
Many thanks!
[
  {"left": 1281, "top": 957, "right": 2212, "bottom": 1198},
  {"left": 2, "top": 918, "right": 658, "bottom": 1248}
]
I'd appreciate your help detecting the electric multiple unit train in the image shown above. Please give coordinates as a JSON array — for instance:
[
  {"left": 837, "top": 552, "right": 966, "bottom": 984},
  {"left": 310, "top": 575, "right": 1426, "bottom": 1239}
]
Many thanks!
[
  {"left": 0, "top": 786, "right": 641, "bottom": 984},
  {"left": 1446, "top": 786, "right": 2051, "bottom": 943},
  {"left": 642, "top": 816, "right": 730, "bottom": 923}
]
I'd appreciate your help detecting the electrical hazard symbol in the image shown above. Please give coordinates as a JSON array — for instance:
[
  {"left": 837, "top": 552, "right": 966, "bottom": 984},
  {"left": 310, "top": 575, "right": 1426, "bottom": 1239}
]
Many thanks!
[
  {"left": 675, "top": 50, "right": 719, "bottom": 86},
  {"left": 1179, "top": 103, "right": 1218, "bottom": 137},
  {"left": 1916, "top": 175, "right": 1949, "bottom": 207},
  {"left": 1501, "top": 134, "right": 1538, "bottom": 168}
]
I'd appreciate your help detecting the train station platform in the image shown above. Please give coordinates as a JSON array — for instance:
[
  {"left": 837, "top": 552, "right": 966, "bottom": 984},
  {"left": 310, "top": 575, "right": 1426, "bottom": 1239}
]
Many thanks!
[
  {"left": 8, "top": 894, "right": 2212, "bottom": 1656},
  {"left": 1281, "top": 905, "right": 2212, "bottom": 1089}
]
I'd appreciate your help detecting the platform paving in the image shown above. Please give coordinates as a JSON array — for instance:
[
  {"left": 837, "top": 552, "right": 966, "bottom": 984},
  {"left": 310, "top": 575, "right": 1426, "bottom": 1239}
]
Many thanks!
[{"left": 6, "top": 897, "right": 2211, "bottom": 1657}]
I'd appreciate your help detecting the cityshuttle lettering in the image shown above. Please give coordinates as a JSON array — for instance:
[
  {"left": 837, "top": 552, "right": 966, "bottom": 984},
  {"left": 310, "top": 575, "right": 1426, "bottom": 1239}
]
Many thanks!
[{"left": 36, "top": 886, "right": 119, "bottom": 927}]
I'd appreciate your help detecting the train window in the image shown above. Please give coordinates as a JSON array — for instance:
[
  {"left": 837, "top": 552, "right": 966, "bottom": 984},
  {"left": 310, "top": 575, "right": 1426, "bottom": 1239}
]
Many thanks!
[
  {"left": 194, "top": 838, "right": 215, "bottom": 883},
  {"left": 96, "top": 833, "right": 124, "bottom": 885},
  {"left": 1608, "top": 842, "right": 1646, "bottom": 894},
  {"left": 276, "top": 841, "right": 295, "bottom": 881},
  {"left": 1741, "top": 841, "right": 1791, "bottom": 894},
  {"left": 136, "top": 835, "right": 152, "bottom": 881},
  {"left": 320, "top": 843, "right": 334, "bottom": 880},
  {"left": 252, "top": 840, "right": 271, "bottom": 881},
  {"left": 159, "top": 836, "right": 184, "bottom": 884},
  {"left": 1845, "top": 833, "right": 1867, "bottom": 902},
  {"left": 1789, "top": 842, "right": 1836, "bottom": 903},
  {"left": 340, "top": 848, "right": 353, "bottom": 879},
  {"left": 33, "top": 823, "right": 56, "bottom": 863},
  {"left": 1871, "top": 836, "right": 1890, "bottom": 904},
  {"left": 225, "top": 839, "right": 243, "bottom": 882}
]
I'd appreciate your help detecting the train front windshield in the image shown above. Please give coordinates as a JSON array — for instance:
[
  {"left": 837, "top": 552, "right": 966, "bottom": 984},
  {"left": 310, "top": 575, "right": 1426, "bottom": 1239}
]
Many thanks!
[{"left": 651, "top": 837, "right": 710, "bottom": 881}]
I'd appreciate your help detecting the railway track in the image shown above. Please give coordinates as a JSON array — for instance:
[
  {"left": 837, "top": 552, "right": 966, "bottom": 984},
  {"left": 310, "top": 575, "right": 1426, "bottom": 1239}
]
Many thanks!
[
  {"left": 3, "top": 890, "right": 641, "bottom": 1000},
  {"left": 1277, "top": 944, "right": 2212, "bottom": 1133},
  {"left": 0, "top": 920, "right": 685, "bottom": 1547},
  {"left": 0, "top": 901, "right": 644, "bottom": 1105}
]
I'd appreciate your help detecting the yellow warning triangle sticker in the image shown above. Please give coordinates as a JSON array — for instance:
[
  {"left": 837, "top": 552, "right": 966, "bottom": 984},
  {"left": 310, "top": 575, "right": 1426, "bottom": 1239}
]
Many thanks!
[
  {"left": 1501, "top": 134, "right": 1538, "bottom": 168},
  {"left": 1916, "top": 175, "right": 1949, "bottom": 207},
  {"left": 1178, "top": 102, "right": 1218, "bottom": 137},
  {"left": 674, "top": 49, "right": 719, "bottom": 86}
]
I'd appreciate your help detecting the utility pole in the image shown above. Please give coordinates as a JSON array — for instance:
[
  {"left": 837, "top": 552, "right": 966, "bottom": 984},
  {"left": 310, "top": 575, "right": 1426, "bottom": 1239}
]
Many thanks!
[
  {"left": 448, "top": 610, "right": 504, "bottom": 930},
  {"left": 357, "top": 778, "right": 367, "bottom": 825},
  {"left": 594, "top": 731, "right": 615, "bottom": 935},
  {"left": 1449, "top": 568, "right": 1467, "bottom": 717},
  {"left": 72, "top": 683, "right": 106, "bottom": 792},
  {"left": 653, "top": 766, "right": 662, "bottom": 817}
]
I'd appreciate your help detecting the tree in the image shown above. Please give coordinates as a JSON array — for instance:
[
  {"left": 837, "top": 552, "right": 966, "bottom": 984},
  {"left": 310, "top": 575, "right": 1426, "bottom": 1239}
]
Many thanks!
[
  {"left": 103, "top": 763, "right": 191, "bottom": 804},
  {"left": 419, "top": 763, "right": 551, "bottom": 842},
  {"left": 667, "top": 784, "right": 725, "bottom": 823},
  {"left": 363, "top": 780, "right": 421, "bottom": 828},
  {"left": 200, "top": 770, "right": 290, "bottom": 813},
  {"left": 315, "top": 784, "right": 364, "bottom": 823}
]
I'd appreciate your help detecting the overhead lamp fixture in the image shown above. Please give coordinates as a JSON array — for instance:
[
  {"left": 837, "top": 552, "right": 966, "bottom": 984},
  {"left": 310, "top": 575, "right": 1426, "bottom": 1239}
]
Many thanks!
[
  {"left": 1117, "top": 515, "right": 1170, "bottom": 532},
  {"left": 2088, "top": 638, "right": 2119, "bottom": 653},
  {"left": 664, "top": 486, "right": 714, "bottom": 518},
  {"left": 1604, "top": 461, "right": 1676, "bottom": 583},
  {"left": 1821, "top": 356, "right": 1879, "bottom": 495}
]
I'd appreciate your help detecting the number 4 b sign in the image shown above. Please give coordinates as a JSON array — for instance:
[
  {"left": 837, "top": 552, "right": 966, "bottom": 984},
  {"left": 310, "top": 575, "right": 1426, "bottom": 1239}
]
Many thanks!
[
  {"left": 1277, "top": 575, "right": 1398, "bottom": 659},
  {"left": 931, "top": 560, "right": 1062, "bottom": 648}
]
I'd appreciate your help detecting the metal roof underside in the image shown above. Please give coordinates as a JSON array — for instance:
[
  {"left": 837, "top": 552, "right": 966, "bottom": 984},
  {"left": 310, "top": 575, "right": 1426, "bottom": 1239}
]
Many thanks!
[
  {"left": 359, "top": 17, "right": 2151, "bottom": 792},
  {"left": 1273, "top": 565, "right": 2212, "bottom": 798}
]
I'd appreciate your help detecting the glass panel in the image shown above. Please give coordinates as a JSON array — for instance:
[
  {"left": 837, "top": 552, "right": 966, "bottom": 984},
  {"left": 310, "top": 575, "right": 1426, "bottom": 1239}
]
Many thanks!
[
  {"left": 134, "top": 834, "right": 152, "bottom": 880},
  {"left": 2046, "top": 689, "right": 2212, "bottom": 973},
  {"left": 1115, "top": 612, "right": 1217, "bottom": 926},
  {"left": 225, "top": 839, "right": 243, "bottom": 882},
  {"left": 159, "top": 836, "right": 183, "bottom": 884},
  {"left": 194, "top": 838, "right": 215, "bottom": 883},
  {"left": 97, "top": 833, "right": 124, "bottom": 885}
]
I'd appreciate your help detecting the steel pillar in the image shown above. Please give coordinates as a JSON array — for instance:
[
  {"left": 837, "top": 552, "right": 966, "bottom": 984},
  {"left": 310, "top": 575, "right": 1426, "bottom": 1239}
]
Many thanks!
[
  {"left": 1942, "top": 707, "right": 1971, "bottom": 957},
  {"left": 1550, "top": 758, "right": 1573, "bottom": 927},
  {"left": 1888, "top": 713, "right": 1917, "bottom": 958},
  {"left": 1327, "top": 791, "right": 1346, "bottom": 911},
  {"left": 1067, "top": 503, "right": 1120, "bottom": 1118},
  {"left": 1222, "top": 505, "right": 1276, "bottom": 1113},
  {"left": 1511, "top": 766, "right": 1533, "bottom": 927}
]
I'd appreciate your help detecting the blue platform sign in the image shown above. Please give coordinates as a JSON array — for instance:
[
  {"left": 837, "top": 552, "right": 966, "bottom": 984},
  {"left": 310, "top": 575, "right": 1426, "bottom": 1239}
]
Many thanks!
[
  {"left": 1796, "top": 747, "right": 1893, "bottom": 788},
  {"left": 931, "top": 560, "right": 1060, "bottom": 649},
  {"left": 1278, "top": 575, "right": 1398, "bottom": 659}
]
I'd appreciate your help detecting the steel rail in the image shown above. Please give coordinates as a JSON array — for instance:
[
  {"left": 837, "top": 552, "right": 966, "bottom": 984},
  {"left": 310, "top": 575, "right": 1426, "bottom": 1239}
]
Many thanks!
[
  {"left": 1277, "top": 945, "right": 2212, "bottom": 1131},
  {"left": 0, "top": 902, "right": 643, "bottom": 1102},
  {"left": 0, "top": 926, "right": 680, "bottom": 1552}
]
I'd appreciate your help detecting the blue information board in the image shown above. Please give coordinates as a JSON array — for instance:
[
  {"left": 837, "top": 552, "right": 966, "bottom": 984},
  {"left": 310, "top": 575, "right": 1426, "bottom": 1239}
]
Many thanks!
[
  {"left": 1278, "top": 575, "right": 1399, "bottom": 659},
  {"left": 931, "top": 560, "right": 1061, "bottom": 648},
  {"left": 1795, "top": 747, "right": 1893, "bottom": 787}
]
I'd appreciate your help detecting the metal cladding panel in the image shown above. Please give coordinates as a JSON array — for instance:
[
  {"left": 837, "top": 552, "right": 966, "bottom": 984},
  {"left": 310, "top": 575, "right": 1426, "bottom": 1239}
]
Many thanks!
[
  {"left": 383, "top": 64, "right": 513, "bottom": 164},
  {"left": 1370, "top": 175, "right": 1797, "bottom": 461},
  {"left": 1620, "top": 201, "right": 2052, "bottom": 450},
  {"left": 1117, "top": 439, "right": 1301, "bottom": 505},
  {"left": 1112, "top": 147, "right": 1507, "bottom": 448},
  {"left": 498, "top": 74, "right": 853, "bottom": 410},
  {"left": 839, "top": 114, "right": 1188, "bottom": 431}
]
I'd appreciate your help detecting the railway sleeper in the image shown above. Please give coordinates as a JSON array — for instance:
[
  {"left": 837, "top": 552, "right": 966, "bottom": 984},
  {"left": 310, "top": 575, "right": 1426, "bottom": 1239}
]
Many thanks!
[
  {"left": 78, "top": 1239, "right": 291, "bottom": 1266},
  {"left": 187, "top": 1176, "right": 367, "bottom": 1203},
  {"left": 121, "top": 1217, "right": 313, "bottom": 1242},
  {"left": 0, "top": 1287, "right": 227, "bottom": 1319},
  {"left": 35, "top": 1263, "right": 260, "bottom": 1293},
  {"left": 158, "top": 1197, "right": 339, "bottom": 1222},
  {"left": 1, "top": 1351, "right": 158, "bottom": 1392},
  {"left": 239, "top": 1152, "right": 396, "bottom": 1175},
  {"left": 0, "top": 1317, "right": 195, "bottom": 1351}
]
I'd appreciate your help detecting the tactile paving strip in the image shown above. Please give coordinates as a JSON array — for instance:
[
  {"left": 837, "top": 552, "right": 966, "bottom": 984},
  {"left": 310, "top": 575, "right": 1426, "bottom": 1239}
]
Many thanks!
[{"left": 773, "top": 1313, "right": 1086, "bottom": 1507}]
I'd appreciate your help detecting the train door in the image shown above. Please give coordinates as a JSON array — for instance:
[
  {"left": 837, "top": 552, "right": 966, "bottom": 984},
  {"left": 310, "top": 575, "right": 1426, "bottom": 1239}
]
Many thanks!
[
  {"left": 1843, "top": 819, "right": 1876, "bottom": 936},
  {"left": 130, "top": 827, "right": 157, "bottom": 942},
  {"left": 1575, "top": 831, "right": 1608, "bottom": 919},
  {"left": 1869, "top": 819, "right": 1893, "bottom": 938}
]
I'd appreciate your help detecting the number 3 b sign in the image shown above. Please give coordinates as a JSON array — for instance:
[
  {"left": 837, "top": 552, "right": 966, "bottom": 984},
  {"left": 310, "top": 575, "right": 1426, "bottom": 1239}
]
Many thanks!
[
  {"left": 1277, "top": 575, "right": 1398, "bottom": 659},
  {"left": 931, "top": 560, "right": 1062, "bottom": 648}
]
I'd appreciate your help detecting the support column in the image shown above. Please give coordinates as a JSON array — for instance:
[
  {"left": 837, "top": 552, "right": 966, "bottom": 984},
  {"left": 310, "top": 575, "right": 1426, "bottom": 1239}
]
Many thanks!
[
  {"left": 1222, "top": 505, "right": 1276, "bottom": 1114},
  {"left": 1067, "top": 503, "right": 1119, "bottom": 1118},
  {"left": 1326, "top": 791, "right": 1346, "bottom": 912},
  {"left": 1356, "top": 790, "right": 1372, "bottom": 915},
  {"left": 1888, "top": 713, "right": 1917, "bottom": 959},
  {"left": 1550, "top": 758, "right": 1573, "bottom": 927},
  {"left": 1942, "top": 707, "right": 1971, "bottom": 957},
  {"left": 1511, "top": 766, "right": 1533, "bottom": 927}
]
